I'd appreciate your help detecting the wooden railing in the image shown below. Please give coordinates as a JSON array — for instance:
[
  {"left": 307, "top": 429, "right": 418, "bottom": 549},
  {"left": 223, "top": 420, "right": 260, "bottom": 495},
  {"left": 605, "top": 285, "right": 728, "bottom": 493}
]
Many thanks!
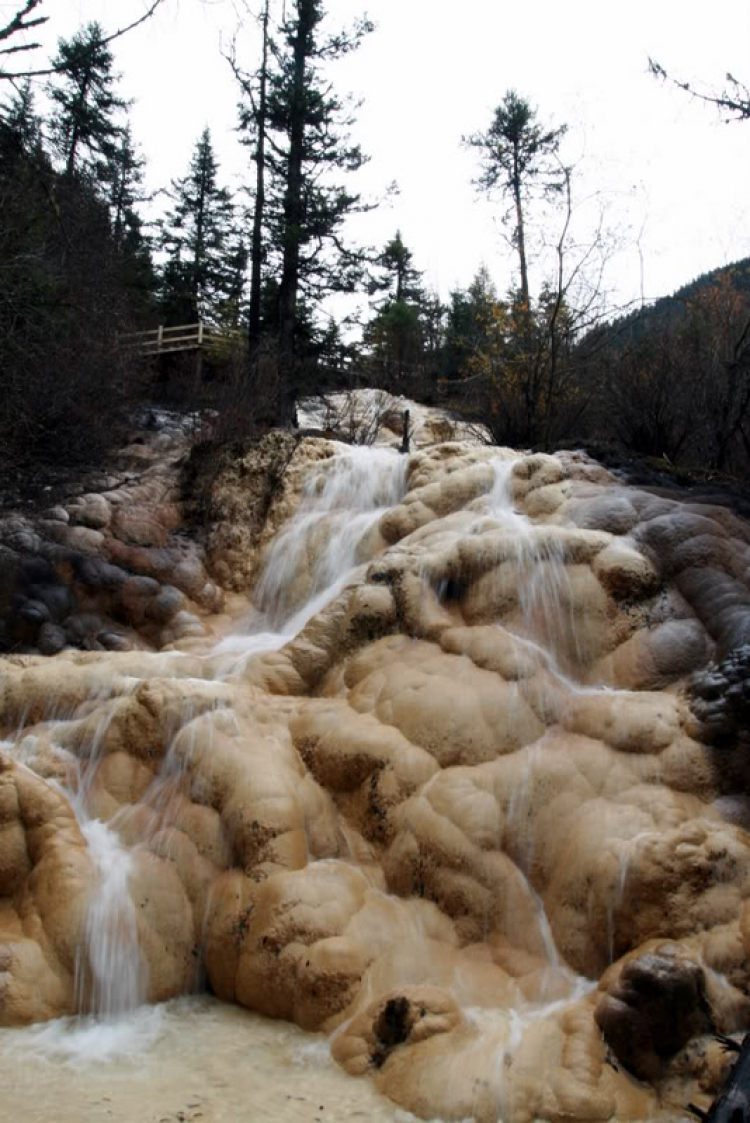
[{"left": 121, "top": 322, "right": 244, "bottom": 355}]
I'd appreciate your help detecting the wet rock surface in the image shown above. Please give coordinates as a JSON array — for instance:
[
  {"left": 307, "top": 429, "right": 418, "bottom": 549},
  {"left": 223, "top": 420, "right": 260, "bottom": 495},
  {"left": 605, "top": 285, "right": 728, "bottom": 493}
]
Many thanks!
[
  {"left": 689, "top": 644, "right": 750, "bottom": 745},
  {"left": 596, "top": 948, "right": 711, "bottom": 1081},
  {"left": 2, "top": 400, "right": 750, "bottom": 1122},
  {"left": 0, "top": 411, "right": 223, "bottom": 655}
]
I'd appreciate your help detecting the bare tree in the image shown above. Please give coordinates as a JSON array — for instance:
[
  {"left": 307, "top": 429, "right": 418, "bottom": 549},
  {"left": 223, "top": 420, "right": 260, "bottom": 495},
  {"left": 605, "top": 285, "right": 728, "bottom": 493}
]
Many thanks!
[
  {"left": 455, "top": 131, "right": 620, "bottom": 448},
  {"left": 649, "top": 58, "right": 750, "bottom": 122}
]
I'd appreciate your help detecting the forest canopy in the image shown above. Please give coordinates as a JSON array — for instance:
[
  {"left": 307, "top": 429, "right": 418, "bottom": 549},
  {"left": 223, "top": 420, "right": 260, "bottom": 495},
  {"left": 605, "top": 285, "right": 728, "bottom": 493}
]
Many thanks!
[{"left": 1, "top": 1, "right": 749, "bottom": 481}]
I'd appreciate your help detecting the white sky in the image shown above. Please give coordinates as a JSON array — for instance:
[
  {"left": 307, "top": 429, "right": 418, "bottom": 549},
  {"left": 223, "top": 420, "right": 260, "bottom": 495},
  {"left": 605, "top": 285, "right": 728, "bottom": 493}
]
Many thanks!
[{"left": 12, "top": 0, "right": 750, "bottom": 312}]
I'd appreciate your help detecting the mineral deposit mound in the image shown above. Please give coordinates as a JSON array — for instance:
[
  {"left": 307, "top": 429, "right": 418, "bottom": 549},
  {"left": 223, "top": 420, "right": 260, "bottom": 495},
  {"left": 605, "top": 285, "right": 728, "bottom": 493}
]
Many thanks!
[{"left": 2, "top": 401, "right": 750, "bottom": 1122}]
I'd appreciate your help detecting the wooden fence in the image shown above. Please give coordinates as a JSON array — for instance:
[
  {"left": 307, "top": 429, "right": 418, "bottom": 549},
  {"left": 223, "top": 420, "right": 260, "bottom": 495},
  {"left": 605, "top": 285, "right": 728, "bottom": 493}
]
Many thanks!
[{"left": 120, "top": 323, "right": 244, "bottom": 356}]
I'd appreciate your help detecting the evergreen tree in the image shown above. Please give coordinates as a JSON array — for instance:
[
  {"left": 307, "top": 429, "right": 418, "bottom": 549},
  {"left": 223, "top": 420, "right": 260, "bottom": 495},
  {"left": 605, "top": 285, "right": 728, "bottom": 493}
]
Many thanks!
[
  {"left": 0, "top": 88, "right": 147, "bottom": 465},
  {"left": 383, "top": 232, "right": 416, "bottom": 303},
  {"left": 237, "top": 0, "right": 374, "bottom": 419},
  {"left": 158, "top": 128, "right": 244, "bottom": 325},
  {"left": 102, "top": 128, "right": 156, "bottom": 316},
  {"left": 47, "top": 22, "right": 128, "bottom": 179},
  {"left": 366, "top": 231, "right": 429, "bottom": 391},
  {"left": 0, "top": 79, "right": 41, "bottom": 158},
  {"left": 370, "top": 230, "right": 423, "bottom": 305},
  {"left": 233, "top": 0, "right": 271, "bottom": 348},
  {"left": 464, "top": 91, "right": 566, "bottom": 308},
  {"left": 104, "top": 124, "right": 144, "bottom": 245},
  {"left": 443, "top": 266, "right": 503, "bottom": 379},
  {"left": 0, "top": 2, "right": 164, "bottom": 86}
]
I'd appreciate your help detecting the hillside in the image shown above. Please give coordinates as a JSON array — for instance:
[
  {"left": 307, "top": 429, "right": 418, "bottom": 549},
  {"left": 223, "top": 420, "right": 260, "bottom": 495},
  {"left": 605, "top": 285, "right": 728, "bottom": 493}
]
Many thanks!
[{"left": 604, "top": 254, "right": 750, "bottom": 348}]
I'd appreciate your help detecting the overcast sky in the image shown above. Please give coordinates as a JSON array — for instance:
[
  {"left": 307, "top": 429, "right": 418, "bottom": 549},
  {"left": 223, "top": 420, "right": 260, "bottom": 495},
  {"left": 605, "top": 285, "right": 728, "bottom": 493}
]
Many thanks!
[{"left": 19, "top": 0, "right": 750, "bottom": 312}]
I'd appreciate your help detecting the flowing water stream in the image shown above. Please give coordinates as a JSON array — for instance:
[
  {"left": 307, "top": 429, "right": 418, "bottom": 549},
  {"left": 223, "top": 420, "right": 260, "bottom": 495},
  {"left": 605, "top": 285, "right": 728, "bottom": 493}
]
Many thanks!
[
  {"left": 212, "top": 445, "right": 407, "bottom": 674},
  {"left": 0, "top": 442, "right": 423, "bottom": 1122},
  {"left": 0, "top": 440, "right": 668, "bottom": 1121}
]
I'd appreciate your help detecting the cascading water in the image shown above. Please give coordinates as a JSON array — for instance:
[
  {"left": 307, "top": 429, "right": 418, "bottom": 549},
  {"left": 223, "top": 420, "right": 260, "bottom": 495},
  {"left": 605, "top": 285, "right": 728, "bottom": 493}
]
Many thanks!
[
  {"left": 76, "top": 819, "right": 146, "bottom": 1016},
  {"left": 482, "top": 458, "right": 581, "bottom": 674},
  {"left": 0, "top": 437, "right": 422, "bottom": 1117},
  {"left": 5, "top": 698, "right": 150, "bottom": 1024},
  {"left": 2, "top": 417, "right": 744, "bottom": 1123},
  {"left": 1, "top": 443, "right": 411, "bottom": 1031},
  {"left": 213, "top": 443, "right": 407, "bottom": 670}
]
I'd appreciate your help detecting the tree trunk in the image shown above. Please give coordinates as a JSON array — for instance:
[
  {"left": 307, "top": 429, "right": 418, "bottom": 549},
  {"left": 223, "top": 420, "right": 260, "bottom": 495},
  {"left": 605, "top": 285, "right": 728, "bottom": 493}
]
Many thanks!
[
  {"left": 512, "top": 145, "right": 529, "bottom": 309},
  {"left": 247, "top": 0, "right": 269, "bottom": 350},
  {"left": 192, "top": 155, "right": 207, "bottom": 323},
  {"left": 65, "top": 69, "right": 92, "bottom": 178},
  {"left": 276, "top": 0, "right": 314, "bottom": 426}
]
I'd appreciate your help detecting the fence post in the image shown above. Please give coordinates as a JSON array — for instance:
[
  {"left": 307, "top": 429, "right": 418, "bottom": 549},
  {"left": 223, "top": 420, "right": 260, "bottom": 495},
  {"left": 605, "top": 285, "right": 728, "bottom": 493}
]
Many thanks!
[{"left": 157, "top": 324, "right": 164, "bottom": 352}]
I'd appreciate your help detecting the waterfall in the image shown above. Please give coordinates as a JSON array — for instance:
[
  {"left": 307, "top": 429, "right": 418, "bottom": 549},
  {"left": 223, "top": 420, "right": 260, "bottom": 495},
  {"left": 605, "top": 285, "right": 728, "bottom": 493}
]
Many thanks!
[
  {"left": 5, "top": 722, "right": 148, "bottom": 1021},
  {"left": 3, "top": 442, "right": 411, "bottom": 1026},
  {"left": 213, "top": 443, "right": 407, "bottom": 667},
  {"left": 76, "top": 819, "right": 146, "bottom": 1016},
  {"left": 2, "top": 417, "right": 741, "bottom": 1123},
  {"left": 481, "top": 458, "right": 584, "bottom": 675}
]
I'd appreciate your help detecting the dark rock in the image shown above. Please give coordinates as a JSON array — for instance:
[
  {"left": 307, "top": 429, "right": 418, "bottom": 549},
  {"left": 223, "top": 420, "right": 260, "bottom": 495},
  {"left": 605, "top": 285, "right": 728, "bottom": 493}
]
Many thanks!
[
  {"left": 18, "top": 599, "right": 50, "bottom": 625},
  {"left": 688, "top": 644, "right": 750, "bottom": 744},
  {"left": 72, "top": 556, "right": 128, "bottom": 589},
  {"left": 26, "top": 583, "right": 75, "bottom": 621},
  {"left": 371, "top": 997, "right": 412, "bottom": 1069},
  {"left": 64, "top": 526, "right": 105, "bottom": 554},
  {"left": 68, "top": 494, "right": 111, "bottom": 530},
  {"left": 38, "top": 623, "right": 66, "bottom": 655},
  {"left": 2, "top": 520, "right": 41, "bottom": 553},
  {"left": 595, "top": 951, "right": 710, "bottom": 1081},
  {"left": 122, "top": 575, "right": 160, "bottom": 598},
  {"left": 64, "top": 612, "right": 105, "bottom": 645},
  {"left": 701, "top": 1033, "right": 750, "bottom": 1122},
  {"left": 18, "top": 557, "right": 57, "bottom": 586},
  {"left": 97, "top": 630, "right": 131, "bottom": 651},
  {"left": 146, "top": 585, "right": 183, "bottom": 623}
]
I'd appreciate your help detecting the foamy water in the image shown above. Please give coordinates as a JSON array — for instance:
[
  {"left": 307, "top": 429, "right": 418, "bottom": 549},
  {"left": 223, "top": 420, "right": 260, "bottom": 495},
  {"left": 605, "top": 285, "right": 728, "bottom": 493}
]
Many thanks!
[{"left": 1, "top": 997, "right": 424, "bottom": 1123}]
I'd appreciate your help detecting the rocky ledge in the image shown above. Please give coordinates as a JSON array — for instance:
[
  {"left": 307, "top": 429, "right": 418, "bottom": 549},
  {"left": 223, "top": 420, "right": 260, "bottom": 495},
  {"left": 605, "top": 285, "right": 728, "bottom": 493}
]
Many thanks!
[{"left": 0, "top": 411, "right": 224, "bottom": 655}]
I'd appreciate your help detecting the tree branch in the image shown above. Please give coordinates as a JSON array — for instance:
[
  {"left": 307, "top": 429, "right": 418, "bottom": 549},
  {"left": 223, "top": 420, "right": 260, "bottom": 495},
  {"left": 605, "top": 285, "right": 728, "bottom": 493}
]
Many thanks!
[
  {"left": 0, "top": 1, "right": 47, "bottom": 44},
  {"left": 649, "top": 57, "right": 750, "bottom": 121},
  {"left": 1, "top": 0, "right": 166, "bottom": 80}
]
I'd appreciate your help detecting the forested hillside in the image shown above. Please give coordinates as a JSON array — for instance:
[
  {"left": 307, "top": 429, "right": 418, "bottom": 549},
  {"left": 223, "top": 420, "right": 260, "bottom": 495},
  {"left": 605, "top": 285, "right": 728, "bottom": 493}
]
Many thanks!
[{"left": 1, "top": 0, "right": 749, "bottom": 482}]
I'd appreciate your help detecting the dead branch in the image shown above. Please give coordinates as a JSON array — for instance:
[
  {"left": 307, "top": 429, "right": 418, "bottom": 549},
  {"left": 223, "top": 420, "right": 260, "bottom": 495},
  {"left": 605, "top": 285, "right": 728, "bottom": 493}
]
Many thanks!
[{"left": 1, "top": 0, "right": 166, "bottom": 80}]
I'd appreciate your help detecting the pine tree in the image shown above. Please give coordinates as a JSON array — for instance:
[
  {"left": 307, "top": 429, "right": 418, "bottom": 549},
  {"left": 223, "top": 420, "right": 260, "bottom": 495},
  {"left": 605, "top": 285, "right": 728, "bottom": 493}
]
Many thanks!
[
  {"left": 101, "top": 127, "right": 156, "bottom": 318},
  {"left": 47, "top": 22, "right": 128, "bottom": 180},
  {"left": 236, "top": 0, "right": 373, "bottom": 420},
  {"left": 464, "top": 91, "right": 566, "bottom": 308},
  {"left": 104, "top": 125, "right": 144, "bottom": 246},
  {"left": 370, "top": 230, "right": 423, "bottom": 305},
  {"left": 443, "top": 266, "right": 502, "bottom": 379},
  {"left": 159, "top": 128, "right": 243, "bottom": 325},
  {"left": 366, "top": 231, "right": 428, "bottom": 391},
  {"left": 0, "top": 79, "right": 41, "bottom": 160},
  {"left": 233, "top": 0, "right": 271, "bottom": 348}
]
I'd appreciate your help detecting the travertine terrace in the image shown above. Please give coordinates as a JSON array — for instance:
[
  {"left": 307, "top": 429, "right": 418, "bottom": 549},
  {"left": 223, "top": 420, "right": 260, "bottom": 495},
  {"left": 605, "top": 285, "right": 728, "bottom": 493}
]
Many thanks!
[{"left": 2, "top": 399, "right": 750, "bottom": 1122}]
